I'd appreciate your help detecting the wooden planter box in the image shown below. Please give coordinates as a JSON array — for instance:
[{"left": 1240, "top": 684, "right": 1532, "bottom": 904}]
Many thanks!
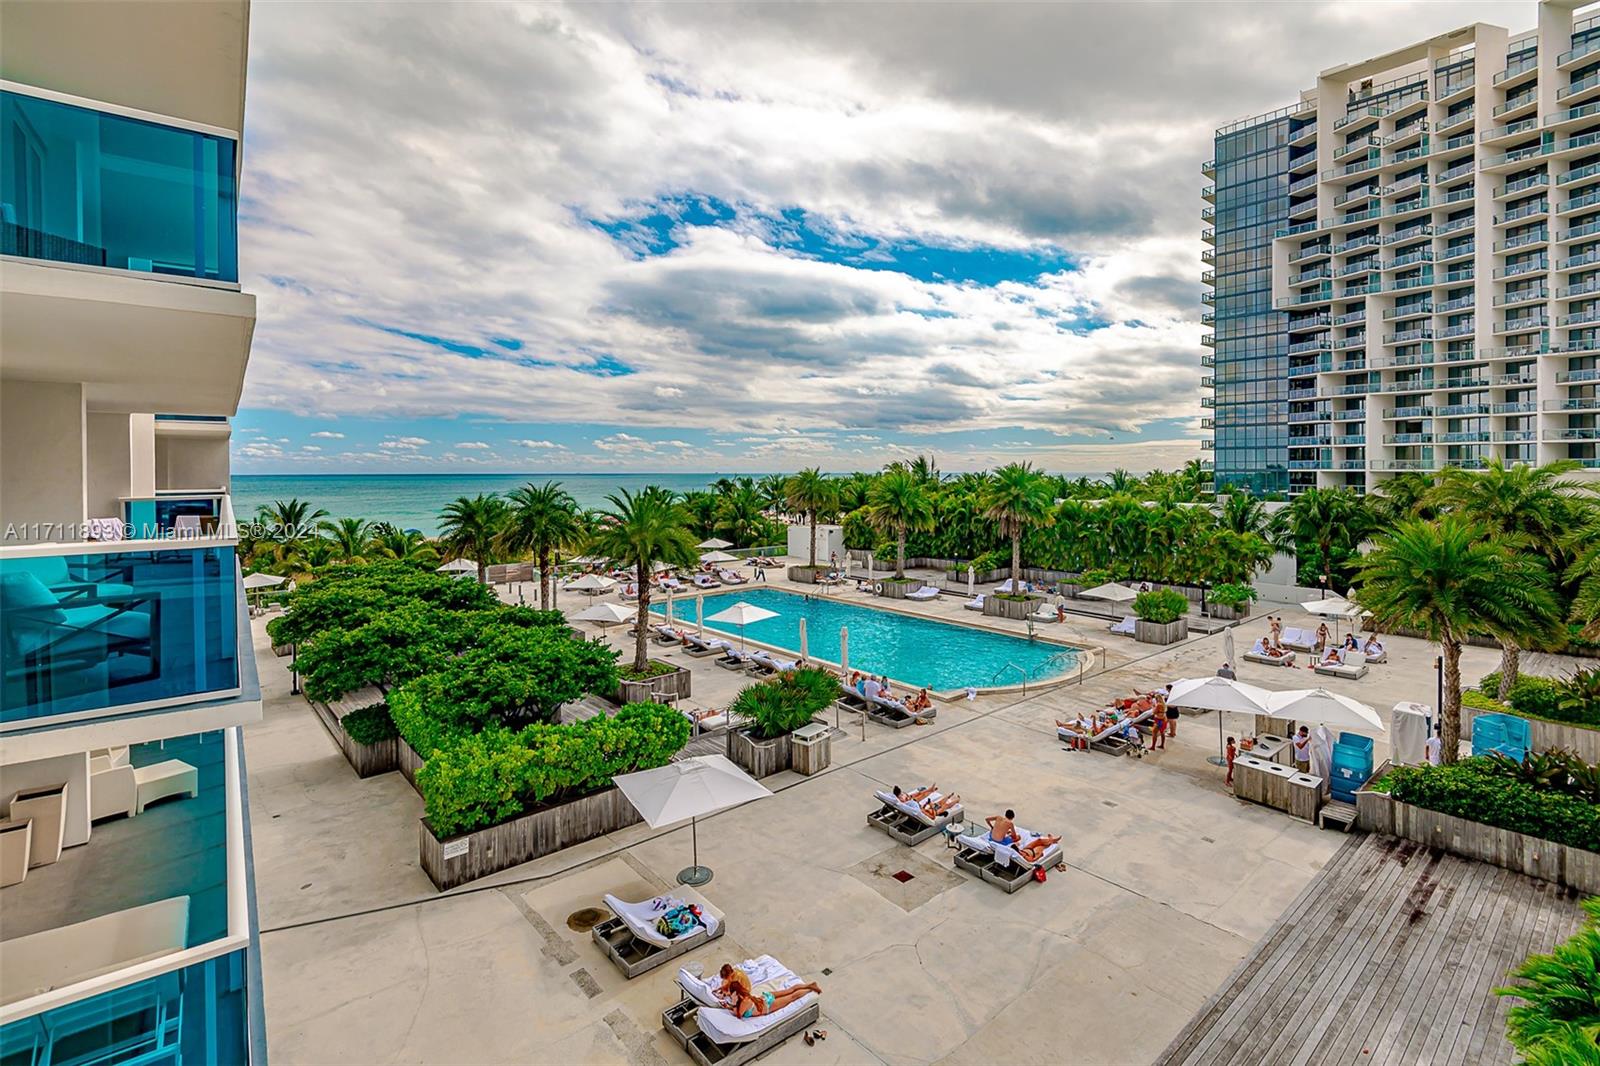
[
  {"left": 398, "top": 738, "right": 425, "bottom": 791},
  {"left": 983, "top": 594, "right": 1039, "bottom": 620},
  {"left": 615, "top": 664, "right": 692, "bottom": 705},
  {"left": 1134, "top": 618, "right": 1189, "bottom": 645},
  {"left": 308, "top": 698, "right": 399, "bottom": 778},
  {"left": 876, "top": 579, "right": 918, "bottom": 600},
  {"left": 727, "top": 727, "right": 796, "bottom": 778},
  {"left": 1207, "top": 603, "right": 1250, "bottom": 621},
  {"left": 786, "top": 565, "right": 828, "bottom": 584},
  {"left": 419, "top": 786, "right": 644, "bottom": 891},
  {"left": 1356, "top": 788, "right": 1600, "bottom": 894},
  {"left": 272, "top": 642, "right": 294, "bottom": 658}
]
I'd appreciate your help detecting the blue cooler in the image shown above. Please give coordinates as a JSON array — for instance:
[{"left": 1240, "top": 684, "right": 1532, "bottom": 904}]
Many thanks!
[
  {"left": 1329, "top": 733, "right": 1375, "bottom": 804},
  {"left": 1471, "top": 713, "right": 1529, "bottom": 761}
]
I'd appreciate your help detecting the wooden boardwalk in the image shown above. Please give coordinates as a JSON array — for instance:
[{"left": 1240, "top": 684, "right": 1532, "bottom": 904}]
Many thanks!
[{"left": 1158, "top": 832, "right": 1586, "bottom": 1066}]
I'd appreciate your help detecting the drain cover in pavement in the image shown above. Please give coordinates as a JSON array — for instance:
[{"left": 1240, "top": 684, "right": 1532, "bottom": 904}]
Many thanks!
[
  {"left": 891, "top": 870, "right": 915, "bottom": 883},
  {"left": 567, "top": 907, "right": 608, "bottom": 931}
]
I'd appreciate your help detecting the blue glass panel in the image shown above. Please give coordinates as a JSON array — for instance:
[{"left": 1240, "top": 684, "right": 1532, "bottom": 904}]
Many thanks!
[
  {"left": 122, "top": 498, "right": 223, "bottom": 540},
  {"left": 0, "top": 90, "right": 237, "bottom": 282},
  {"left": 0, "top": 949, "right": 250, "bottom": 1066},
  {"left": 0, "top": 547, "right": 240, "bottom": 723}
]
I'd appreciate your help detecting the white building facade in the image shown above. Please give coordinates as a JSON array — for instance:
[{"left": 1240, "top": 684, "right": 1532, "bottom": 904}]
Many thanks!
[
  {"left": 0, "top": 1, "right": 265, "bottom": 1062},
  {"left": 1205, "top": 0, "right": 1600, "bottom": 496}
]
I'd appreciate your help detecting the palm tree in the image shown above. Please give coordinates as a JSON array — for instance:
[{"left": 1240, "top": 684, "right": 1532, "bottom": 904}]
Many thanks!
[
  {"left": 253, "top": 498, "right": 328, "bottom": 571},
  {"left": 500, "top": 481, "right": 583, "bottom": 609},
  {"left": 679, "top": 490, "right": 719, "bottom": 537},
  {"left": 755, "top": 474, "right": 788, "bottom": 514},
  {"left": 784, "top": 467, "right": 838, "bottom": 568},
  {"left": 319, "top": 517, "right": 372, "bottom": 564},
  {"left": 1430, "top": 458, "right": 1581, "bottom": 697},
  {"left": 865, "top": 464, "right": 934, "bottom": 578},
  {"left": 1272, "top": 487, "right": 1375, "bottom": 592},
  {"left": 1373, "top": 471, "right": 1439, "bottom": 523},
  {"left": 589, "top": 487, "right": 699, "bottom": 672},
  {"left": 1105, "top": 468, "right": 1135, "bottom": 494},
  {"left": 908, "top": 453, "right": 941, "bottom": 485},
  {"left": 980, "top": 462, "right": 1054, "bottom": 590},
  {"left": 1356, "top": 517, "right": 1558, "bottom": 764},
  {"left": 370, "top": 523, "right": 438, "bottom": 566},
  {"left": 715, "top": 481, "right": 766, "bottom": 547},
  {"left": 436, "top": 494, "right": 507, "bottom": 583}
]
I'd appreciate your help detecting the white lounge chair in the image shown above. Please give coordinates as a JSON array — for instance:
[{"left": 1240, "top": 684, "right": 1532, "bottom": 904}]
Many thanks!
[
  {"left": 905, "top": 585, "right": 941, "bottom": 601},
  {"left": 953, "top": 826, "right": 1062, "bottom": 892},
  {"left": 1315, "top": 652, "right": 1369, "bottom": 680},
  {"left": 682, "top": 634, "right": 728, "bottom": 657},
  {"left": 665, "top": 956, "right": 820, "bottom": 1066},
  {"left": 1280, "top": 627, "right": 1318, "bottom": 652},
  {"left": 1108, "top": 615, "right": 1136, "bottom": 636},
  {"left": 715, "top": 648, "right": 758, "bottom": 671},
  {"left": 963, "top": 595, "right": 985, "bottom": 611},
  {"left": 993, "top": 578, "right": 1032, "bottom": 594},
  {"left": 1244, "top": 644, "right": 1297, "bottom": 667},
  {"left": 1028, "top": 604, "right": 1059, "bottom": 623},
  {"left": 592, "top": 892, "right": 723, "bottom": 979},
  {"left": 867, "top": 788, "right": 963, "bottom": 845}
]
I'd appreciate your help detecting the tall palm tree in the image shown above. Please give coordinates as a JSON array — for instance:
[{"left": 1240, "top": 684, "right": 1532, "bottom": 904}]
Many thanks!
[
  {"left": 589, "top": 487, "right": 699, "bottom": 672},
  {"left": 980, "top": 463, "right": 1054, "bottom": 590},
  {"left": 1105, "top": 468, "right": 1135, "bottom": 494},
  {"left": 1373, "top": 471, "right": 1439, "bottom": 523},
  {"left": 715, "top": 481, "right": 766, "bottom": 547},
  {"left": 866, "top": 464, "right": 934, "bottom": 578},
  {"left": 500, "top": 481, "right": 583, "bottom": 609},
  {"left": 784, "top": 467, "right": 839, "bottom": 568},
  {"left": 253, "top": 498, "right": 329, "bottom": 571},
  {"left": 755, "top": 474, "right": 788, "bottom": 514},
  {"left": 370, "top": 523, "right": 438, "bottom": 566},
  {"left": 1356, "top": 517, "right": 1558, "bottom": 764},
  {"left": 908, "top": 453, "right": 941, "bottom": 485},
  {"left": 436, "top": 494, "right": 507, "bottom": 583},
  {"left": 1272, "top": 487, "right": 1375, "bottom": 592},
  {"left": 679, "top": 490, "right": 719, "bottom": 537},
  {"left": 319, "top": 517, "right": 372, "bottom": 564},
  {"left": 1430, "top": 458, "right": 1581, "bottom": 697}
]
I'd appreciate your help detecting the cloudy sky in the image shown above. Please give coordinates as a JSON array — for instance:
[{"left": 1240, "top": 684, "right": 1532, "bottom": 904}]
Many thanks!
[{"left": 234, "top": 0, "right": 1531, "bottom": 475}]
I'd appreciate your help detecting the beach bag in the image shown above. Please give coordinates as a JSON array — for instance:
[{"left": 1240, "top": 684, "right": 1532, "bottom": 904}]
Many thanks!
[
  {"left": 1033, "top": 866, "right": 1047, "bottom": 883},
  {"left": 655, "top": 904, "right": 703, "bottom": 939}
]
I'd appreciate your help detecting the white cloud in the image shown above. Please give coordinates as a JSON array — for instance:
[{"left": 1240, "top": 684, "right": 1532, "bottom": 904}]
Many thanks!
[
  {"left": 301, "top": 444, "right": 322, "bottom": 452},
  {"left": 512, "top": 439, "right": 565, "bottom": 449},
  {"left": 456, "top": 441, "right": 491, "bottom": 449},
  {"left": 310, "top": 430, "right": 345, "bottom": 439}
]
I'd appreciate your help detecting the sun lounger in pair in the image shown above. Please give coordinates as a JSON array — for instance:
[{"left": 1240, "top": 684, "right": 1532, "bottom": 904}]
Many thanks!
[
  {"left": 1279, "top": 626, "right": 1318, "bottom": 652},
  {"left": 963, "top": 595, "right": 985, "bottom": 611},
  {"left": 867, "top": 788, "right": 962, "bottom": 846},
  {"left": 691, "top": 575, "right": 721, "bottom": 589},
  {"left": 663, "top": 955, "right": 821, "bottom": 1066},
  {"left": 592, "top": 891, "right": 724, "bottom": 979},
  {"left": 717, "top": 570, "right": 748, "bottom": 585},
  {"left": 716, "top": 649, "right": 758, "bottom": 671},
  {"left": 682, "top": 634, "right": 729, "bottom": 657},
  {"left": 904, "top": 585, "right": 941, "bottom": 601},
  {"left": 993, "top": 579, "right": 1031, "bottom": 594},
  {"left": 1108, "top": 615, "right": 1136, "bottom": 636},
  {"left": 749, "top": 651, "right": 798, "bottom": 674},
  {"left": 1315, "top": 652, "right": 1369, "bottom": 680},
  {"left": 953, "top": 827, "right": 1063, "bottom": 893},
  {"left": 1244, "top": 648, "right": 1297, "bottom": 667},
  {"left": 865, "top": 693, "right": 933, "bottom": 729},
  {"left": 652, "top": 625, "right": 683, "bottom": 645},
  {"left": 834, "top": 680, "right": 870, "bottom": 714}
]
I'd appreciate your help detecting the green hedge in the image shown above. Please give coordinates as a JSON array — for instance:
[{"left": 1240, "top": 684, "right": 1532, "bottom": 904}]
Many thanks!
[
  {"left": 1133, "top": 587, "right": 1188, "bottom": 625},
  {"left": 266, "top": 562, "right": 500, "bottom": 647},
  {"left": 1479, "top": 672, "right": 1600, "bottom": 729},
  {"left": 1387, "top": 757, "right": 1600, "bottom": 853},
  {"left": 417, "top": 702, "right": 691, "bottom": 837},
  {"left": 341, "top": 704, "right": 397, "bottom": 746},
  {"left": 730, "top": 667, "right": 837, "bottom": 739},
  {"left": 1210, "top": 582, "right": 1257, "bottom": 609}
]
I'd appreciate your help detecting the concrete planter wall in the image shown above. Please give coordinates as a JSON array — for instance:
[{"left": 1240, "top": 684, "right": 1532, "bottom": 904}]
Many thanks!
[
  {"left": 419, "top": 786, "right": 644, "bottom": 891},
  {"left": 309, "top": 699, "right": 399, "bottom": 779},
  {"left": 1356, "top": 787, "right": 1600, "bottom": 894},
  {"left": 614, "top": 665, "right": 692, "bottom": 705},
  {"left": 727, "top": 727, "right": 796, "bottom": 778},
  {"left": 1208, "top": 603, "right": 1251, "bottom": 621},
  {"left": 876, "top": 580, "right": 919, "bottom": 600},
  {"left": 787, "top": 565, "right": 828, "bottom": 584},
  {"left": 271, "top": 643, "right": 294, "bottom": 658},
  {"left": 1134, "top": 618, "right": 1189, "bottom": 645},
  {"left": 983, "top": 595, "right": 1039, "bottom": 620}
]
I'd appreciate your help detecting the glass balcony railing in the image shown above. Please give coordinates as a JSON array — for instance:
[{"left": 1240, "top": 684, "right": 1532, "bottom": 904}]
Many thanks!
[
  {"left": 0, "top": 89, "right": 238, "bottom": 283},
  {"left": 122, "top": 493, "right": 226, "bottom": 540},
  {"left": 0, "top": 541, "right": 241, "bottom": 725}
]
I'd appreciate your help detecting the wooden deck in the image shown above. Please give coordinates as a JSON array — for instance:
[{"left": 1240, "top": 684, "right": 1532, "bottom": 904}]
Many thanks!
[{"left": 1158, "top": 832, "right": 1586, "bottom": 1066}]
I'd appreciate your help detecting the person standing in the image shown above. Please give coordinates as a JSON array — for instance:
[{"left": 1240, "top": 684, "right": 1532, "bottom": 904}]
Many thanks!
[
  {"left": 1162, "top": 683, "right": 1178, "bottom": 738},
  {"left": 1269, "top": 615, "right": 1283, "bottom": 647},
  {"left": 1147, "top": 698, "right": 1167, "bottom": 751},
  {"left": 1225, "top": 737, "right": 1237, "bottom": 786},
  {"left": 755, "top": 565, "right": 766, "bottom": 583},
  {"left": 1217, "top": 661, "right": 1236, "bottom": 680},
  {"left": 1424, "top": 725, "right": 1442, "bottom": 767},
  {"left": 1292, "top": 726, "right": 1312, "bottom": 773}
]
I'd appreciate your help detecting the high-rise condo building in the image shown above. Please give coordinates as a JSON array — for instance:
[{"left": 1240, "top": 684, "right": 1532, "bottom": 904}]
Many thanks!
[
  {"left": 1204, "top": 0, "right": 1600, "bottom": 496},
  {"left": 0, "top": 1, "right": 265, "bottom": 1062}
]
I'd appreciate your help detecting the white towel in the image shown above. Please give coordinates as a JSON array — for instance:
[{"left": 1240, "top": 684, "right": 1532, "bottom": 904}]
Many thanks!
[{"left": 956, "top": 826, "right": 1056, "bottom": 869}]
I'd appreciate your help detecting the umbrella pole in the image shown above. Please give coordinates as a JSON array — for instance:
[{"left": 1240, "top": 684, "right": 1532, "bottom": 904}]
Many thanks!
[
  {"left": 678, "top": 815, "right": 712, "bottom": 886},
  {"left": 1208, "top": 709, "right": 1228, "bottom": 767}
]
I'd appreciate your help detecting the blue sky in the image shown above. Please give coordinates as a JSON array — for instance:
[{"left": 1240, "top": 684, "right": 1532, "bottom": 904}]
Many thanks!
[{"left": 234, "top": 1, "right": 1522, "bottom": 475}]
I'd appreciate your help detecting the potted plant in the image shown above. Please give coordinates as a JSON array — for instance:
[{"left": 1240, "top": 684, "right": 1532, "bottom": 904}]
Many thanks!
[
  {"left": 1133, "top": 588, "right": 1189, "bottom": 645},
  {"left": 725, "top": 668, "right": 835, "bottom": 776},
  {"left": 1209, "top": 582, "right": 1257, "bottom": 620}
]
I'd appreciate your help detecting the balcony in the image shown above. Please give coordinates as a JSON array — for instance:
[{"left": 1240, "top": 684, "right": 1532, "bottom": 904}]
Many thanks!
[
  {"left": 1383, "top": 405, "right": 1435, "bottom": 418},
  {"left": 1495, "top": 286, "right": 1549, "bottom": 306},
  {"left": 1497, "top": 200, "right": 1549, "bottom": 224},
  {"left": 1288, "top": 337, "right": 1332, "bottom": 355},
  {"left": 0, "top": 90, "right": 237, "bottom": 283},
  {"left": 1291, "top": 265, "right": 1334, "bottom": 285},
  {"left": 1547, "top": 427, "right": 1600, "bottom": 440},
  {"left": 1559, "top": 37, "right": 1600, "bottom": 68},
  {"left": 1548, "top": 397, "right": 1600, "bottom": 411},
  {"left": 1560, "top": 250, "right": 1600, "bottom": 271},
  {"left": 1372, "top": 459, "right": 1438, "bottom": 470},
  {"left": 1384, "top": 433, "right": 1435, "bottom": 444},
  {"left": 1290, "top": 243, "right": 1330, "bottom": 263},
  {"left": 1494, "top": 258, "right": 1549, "bottom": 278},
  {"left": 1494, "top": 400, "right": 1539, "bottom": 413},
  {"left": 1436, "top": 108, "right": 1474, "bottom": 133},
  {"left": 0, "top": 529, "right": 242, "bottom": 727},
  {"left": 1333, "top": 407, "right": 1368, "bottom": 421},
  {"left": 1382, "top": 328, "right": 1433, "bottom": 344},
  {"left": 1558, "top": 161, "right": 1600, "bottom": 187},
  {"left": 1332, "top": 308, "right": 1367, "bottom": 326},
  {"left": 1495, "top": 430, "right": 1538, "bottom": 441},
  {"left": 1498, "top": 174, "right": 1550, "bottom": 198},
  {"left": 1438, "top": 242, "right": 1475, "bottom": 263},
  {"left": 1495, "top": 230, "right": 1549, "bottom": 252},
  {"left": 1560, "top": 279, "right": 1600, "bottom": 298},
  {"left": 1439, "top": 321, "right": 1477, "bottom": 339},
  {"left": 1202, "top": 184, "right": 1216, "bottom": 203},
  {"left": 1287, "top": 313, "right": 1332, "bottom": 333},
  {"left": 1384, "top": 302, "right": 1432, "bottom": 320},
  {"left": 1557, "top": 336, "right": 1600, "bottom": 354},
  {"left": 1439, "top": 296, "right": 1476, "bottom": 318},
  {"left": 1438, "top": 402, "right": 1491, "bottom": 416},
  {"left": 1437, "top": 159, "right": 1476, "bottom": 185},
  {"left": 1557, "top": 71, "right": 1600, "bottom": 102},
  {"left": 1559, "top": 188, "right": 1600, "bottom": 215}
]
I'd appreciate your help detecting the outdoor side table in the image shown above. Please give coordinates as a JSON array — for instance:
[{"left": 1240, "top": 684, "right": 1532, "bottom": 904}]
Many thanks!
[{"left": 133, "top": 760, "right": 199, "bottom": 814}]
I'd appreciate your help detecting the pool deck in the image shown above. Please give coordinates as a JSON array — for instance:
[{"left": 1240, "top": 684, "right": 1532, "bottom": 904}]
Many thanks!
[{"left": 247, "top": 560, "right": 1588, "bottom": 1064}]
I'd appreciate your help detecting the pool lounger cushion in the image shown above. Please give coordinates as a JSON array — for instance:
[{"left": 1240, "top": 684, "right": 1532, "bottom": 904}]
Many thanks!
[
  {"left": 953, "top": 828, "right": 1062, "bottom": 893},
  {"left": 867, "top": 789, "right": 962, "bottom": 846},
  {"left": 864, "top": 694, "right": 934, "bottom": 729},
  {"left": 1243, "top": 650, "right": 1297, "bottom": 667},
  {"left": 1314, "top": 660, "right": 1369, "bottom": 680},
  {"left": 715, "top": 652, "right": 758, "bottom": 671},
  {"left": 663, "top": 955, "right": 821, "bottom": 1066},
  {"left": 682, "top": 635, "right": 729, "bottom": 657},
  {"left": 1057, "top": 708, "right": 1153, "bottom": 750},
  {"left": 592, "top": 892, "right": 724, "bottom": 979}
]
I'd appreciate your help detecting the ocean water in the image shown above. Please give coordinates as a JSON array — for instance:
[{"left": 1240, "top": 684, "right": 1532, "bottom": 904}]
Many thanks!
[
  {"left": 232, "top": 473, "right": 744, "bottom": 535},
  {"left": 650, "top": 587, "right": 1082, "bottom": 691}
]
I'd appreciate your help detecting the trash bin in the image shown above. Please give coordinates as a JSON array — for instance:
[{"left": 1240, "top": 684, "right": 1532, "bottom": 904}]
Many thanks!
[{"left": 791, "top": 723, "right": 831, "bottom": 776}]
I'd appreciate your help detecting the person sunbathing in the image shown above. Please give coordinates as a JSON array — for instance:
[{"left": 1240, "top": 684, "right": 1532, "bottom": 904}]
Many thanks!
[
  {"left": 1363, "top": 636, "right": 1385, "bottom": 656},
  {"left": 715, "top": 966, "right": 822, "bottom": 1018},
  {"left": 920, "top": 793, "right": 961, "bottom": 817},
  {"left": 1015, "top": 834, "right": 1061, "bottom": 863},
  {"left": 892, "top": 784, "right": 937, "bottom": 805},
  {"left": 1319, "top": 646, "right": 1343, "bottom": 667},
  {"left": 909, "top": 688, "right": 932, "bottom": 712}
]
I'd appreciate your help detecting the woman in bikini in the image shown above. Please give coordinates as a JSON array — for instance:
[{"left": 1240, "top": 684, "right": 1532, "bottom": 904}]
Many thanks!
[
  {"left": 716, "top": 965, "right": 822, "bottom": 1018},
  {"left": 1016, "top": 834, "right": 1061, "bottom": 862}
]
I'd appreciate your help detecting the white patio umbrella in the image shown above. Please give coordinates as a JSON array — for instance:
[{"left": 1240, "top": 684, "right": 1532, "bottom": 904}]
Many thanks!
[
  {"left": 1301, "top": 597, "right": 1364, "bottom": 642},
  {"left": 1081, "top": 582, "right": 1138, "bottom": 602},
  {"left": 613, "top": 754, "right": 772, "bottom": 885},
  {"left": 1265, "top": 688, "right": 1385, "bottom": 734},
  {"left": 1167, "top": 676, "right": 1274, "bottom": 766},
  {"left": 798, "top": 617, "right": 808, "bottom": 661},
  {"left": 696, "top": 538, "right": 733, "bottom": 550},
  {"left": 566, "top": 573, "right": 616, "bottom": 596},
  {"left": 699, "top": 550, "right": 738, "bottom": 565},
  {"left": 572, "top": 601, "right": 633, "bottom": 632},
  {"left": 706, "top": 601, "right": 778, "bottom": 650},
  {"left": 242, "top": 571, "right": 285, "bottom": 610},
  {"left": 437, "top": 558, "right": 477, "bottom": 574}
]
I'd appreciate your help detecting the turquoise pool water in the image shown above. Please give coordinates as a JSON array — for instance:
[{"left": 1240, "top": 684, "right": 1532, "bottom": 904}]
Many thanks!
[{"left": 652, "top": 588, "right": 1081, "bottom": 691}]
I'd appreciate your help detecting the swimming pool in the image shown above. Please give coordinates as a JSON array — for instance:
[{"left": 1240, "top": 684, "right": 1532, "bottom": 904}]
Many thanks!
[{"left": 652, "top": 588, "right": 1083, "bottom": 692}]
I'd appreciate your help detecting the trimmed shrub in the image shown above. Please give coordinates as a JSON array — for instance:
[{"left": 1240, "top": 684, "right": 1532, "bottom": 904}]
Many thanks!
[
  {"left": 730, "top": 666, "right": 837, "bottom": 739},
  {"left": 1133, "top": 587, "right": 1188, "bottom": 625},
  {"left": 1387, "top": 757, "right": 1600, "bottom": 853},
  {"left": 1480, "top": 672, "right": 1600, "bottom": 729},
  {"left": 267, "top": 562, "right": 500, "bottom": 646},
  {"left": 417, "top": 702, "right": 691, "bottom": 837},
  {"left": 341, "top": 704, "right": 397, "bottom": 746},
  {"left": 1462, "top": 690, "right": 1506, "bottom": 714},
  {"left": 1210, "top": 582, "right": 1258, "bottom": 609}
]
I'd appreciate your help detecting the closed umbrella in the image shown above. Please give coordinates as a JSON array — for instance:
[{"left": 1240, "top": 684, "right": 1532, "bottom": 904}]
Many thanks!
[
  {"left": 696, "top": 538, "right": 733, "bottom": 550},
  {"left": 1167, "top": 676, "right": 1273, "bottom": 766},
  {"left": 706, "top": 601, "right": 778, "bottom": 651},
  {"left": 665, "top": 591, "right": 674, "bottom": 626},
  {"left": 967, "top": 565, "right": 975, "bottom": 598},
  {"left": 1264, "top": 688, "right": 1385, "bottom": 734},
  {"left": 613, "top": 754, "right": 772, "bottom": 885},
  {"left": 798, "top": 617, "right": 808, "bottom": 661},
  {"left": 696, "top": 594, "right": 704, "bottom": 636},
  {"left": 1224, "top": 630, "right": 1236, "bottom": 672}
]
